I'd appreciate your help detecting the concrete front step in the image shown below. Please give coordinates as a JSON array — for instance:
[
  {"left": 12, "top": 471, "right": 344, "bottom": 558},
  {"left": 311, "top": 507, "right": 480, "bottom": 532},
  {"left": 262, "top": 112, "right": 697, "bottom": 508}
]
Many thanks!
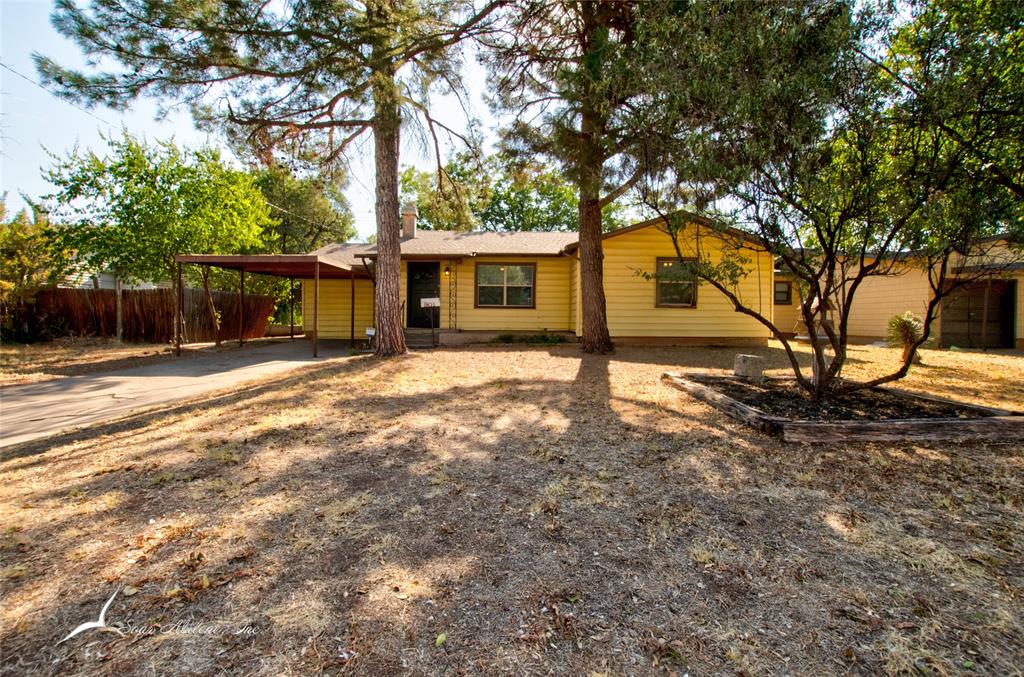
[{"left": 404, "top": 329, "right": 438, "bottom": 349}]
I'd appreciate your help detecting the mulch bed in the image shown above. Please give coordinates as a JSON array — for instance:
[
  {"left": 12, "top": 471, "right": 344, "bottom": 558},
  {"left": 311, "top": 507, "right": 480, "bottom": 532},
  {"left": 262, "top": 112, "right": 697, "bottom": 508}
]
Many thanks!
[
  {"left": 687, "top": 375, "right": 985, "bottom": 422},
  {"left": 663, "top": 372, "right": 1024, "bottom": 443}
]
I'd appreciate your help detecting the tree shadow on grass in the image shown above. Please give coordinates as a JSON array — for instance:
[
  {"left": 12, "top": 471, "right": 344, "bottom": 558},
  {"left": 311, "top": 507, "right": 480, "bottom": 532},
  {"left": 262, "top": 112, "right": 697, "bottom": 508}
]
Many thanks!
[{"left": 1, "top": 347, "right": 1022, "bottom": 675}]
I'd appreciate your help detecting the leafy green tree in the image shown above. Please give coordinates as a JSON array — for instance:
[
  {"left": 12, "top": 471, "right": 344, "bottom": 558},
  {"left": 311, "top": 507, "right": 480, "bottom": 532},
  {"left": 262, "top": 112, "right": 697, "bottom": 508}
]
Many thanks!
[
  {"left": 400, "top": 154, "right": 490, "bottom": 231},
  {"left": 400, "top": 153, "right": 626, "bottom": 233},
  {"left": 876, "top": 0, "right": 1024, "bottom": 205},
  {"left": 480, "top": 159, "right": 630, "bottom": 232},
  {"left": 45, "top": 132, "right": 273, "bottom": 343},
  {"left": 37, "top": 0, "right": 500, "bottom": 356},
  {"left": 642, "top": 2, "right": 1023, "bottom": 400},
  {"left": 0, "top": 197, "right": 67, "bottom": 339},
  {"left": 254, "top": 166, "right": 356, "bottom": 253}
]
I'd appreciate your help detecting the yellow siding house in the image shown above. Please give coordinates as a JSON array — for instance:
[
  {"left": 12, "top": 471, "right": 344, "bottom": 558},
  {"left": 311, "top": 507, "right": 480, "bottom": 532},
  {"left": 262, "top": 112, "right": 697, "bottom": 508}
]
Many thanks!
[{"left": 294, "top": 208, "right": 775, "bottom": 347}]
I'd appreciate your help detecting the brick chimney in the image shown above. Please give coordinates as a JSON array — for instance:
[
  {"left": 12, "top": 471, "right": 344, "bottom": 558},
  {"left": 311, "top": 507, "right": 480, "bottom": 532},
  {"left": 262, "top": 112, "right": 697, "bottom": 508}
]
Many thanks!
[{"left": 401, "top": 202, "right": 418, "bottom": 239}]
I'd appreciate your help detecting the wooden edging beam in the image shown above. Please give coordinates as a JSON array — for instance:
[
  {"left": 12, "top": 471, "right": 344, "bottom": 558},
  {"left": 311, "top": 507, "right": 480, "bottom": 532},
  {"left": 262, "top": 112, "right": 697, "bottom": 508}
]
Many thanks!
[
  {"left": 782, "top": 416, "right": 1024, "bottom": 443},
  {"left": 661, "top": 372, "right": 1024, "bottom": 444},
  {"left": 661, "top": 372, "right": 783, "bottom": 435}
]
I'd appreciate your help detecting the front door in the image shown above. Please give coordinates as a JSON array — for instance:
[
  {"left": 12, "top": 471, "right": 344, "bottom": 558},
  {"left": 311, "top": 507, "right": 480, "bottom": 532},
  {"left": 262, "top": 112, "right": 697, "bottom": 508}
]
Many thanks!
[{"left": 407, "top": 262, "right": 441, "bottom": 328}]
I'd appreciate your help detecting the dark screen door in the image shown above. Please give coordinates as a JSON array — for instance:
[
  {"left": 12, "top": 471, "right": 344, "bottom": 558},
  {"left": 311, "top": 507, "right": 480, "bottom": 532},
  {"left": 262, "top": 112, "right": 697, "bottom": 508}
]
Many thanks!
[{"left": 407, "top": 262, "right": 441, "bottom": 328}]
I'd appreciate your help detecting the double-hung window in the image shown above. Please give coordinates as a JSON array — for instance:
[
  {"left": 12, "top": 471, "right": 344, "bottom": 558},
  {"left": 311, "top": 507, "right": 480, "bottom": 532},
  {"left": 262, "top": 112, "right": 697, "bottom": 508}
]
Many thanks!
[
  {"left": 655, "top": 258, "right": 697, "bottom": 307},
  {"left": 475, "top": 263, "right": 536, "bottom": 308},
  {"left": 774, "top": 281, "right": 792, "bottom": 305}
]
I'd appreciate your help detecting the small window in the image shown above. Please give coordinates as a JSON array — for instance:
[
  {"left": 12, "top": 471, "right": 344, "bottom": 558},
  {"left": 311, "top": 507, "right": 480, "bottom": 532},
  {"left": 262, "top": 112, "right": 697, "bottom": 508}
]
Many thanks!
[
  {"left": 774, "top": 281, "right": 792, "bottom": 305},
  {"left": 476, "top": 263, "right": 536, "bottom": 308},
  {"left": 655, "top": 258, "right": 697, "bottom": 307}
]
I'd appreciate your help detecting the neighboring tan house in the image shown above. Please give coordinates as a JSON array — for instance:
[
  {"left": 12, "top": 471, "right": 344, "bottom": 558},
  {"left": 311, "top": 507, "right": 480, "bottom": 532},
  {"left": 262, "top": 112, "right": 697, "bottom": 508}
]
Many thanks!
[
  {"left": 60, "top": 266, "right": 166, "bottom": 290},
  {"left": 294, "top": 207, "right": 775, "bottom": 346},
  {"left": 771, "top": 238, "right": 1024, "bottom": 349}
]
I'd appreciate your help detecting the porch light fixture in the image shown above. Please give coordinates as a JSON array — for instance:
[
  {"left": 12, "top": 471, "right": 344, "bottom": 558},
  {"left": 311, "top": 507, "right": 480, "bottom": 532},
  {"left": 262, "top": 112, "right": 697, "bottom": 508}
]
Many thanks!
[{"left": 444, "top": 266, "right": 451, "bottom": 277}]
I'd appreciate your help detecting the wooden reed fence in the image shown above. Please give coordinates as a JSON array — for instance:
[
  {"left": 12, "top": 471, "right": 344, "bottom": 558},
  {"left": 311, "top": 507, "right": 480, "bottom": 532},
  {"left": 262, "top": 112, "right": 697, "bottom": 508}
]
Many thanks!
[{"left": 30, "top": 287, "right": 276, "bottom": 344}]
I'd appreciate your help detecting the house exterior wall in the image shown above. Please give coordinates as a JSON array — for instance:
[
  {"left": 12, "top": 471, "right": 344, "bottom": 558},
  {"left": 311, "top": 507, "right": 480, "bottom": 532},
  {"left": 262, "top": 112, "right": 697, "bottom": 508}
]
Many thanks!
[
  {"left": 452, "top": 256, "right": 573, "bottom": 332},
  {"left": 569, "top": 257, "right": 580, "bottom": 334},
  {"left": 301, "top": 277, "right": 375, "bottom": 340},
  {"left": 599, "top": 224, "right": 773, "bottom": 341},
  {"left": 845, "top": 265, "right": 937, "bottom": 342},
  {"left": 300, "top": 225, "right": 776, "bottom": 342}
]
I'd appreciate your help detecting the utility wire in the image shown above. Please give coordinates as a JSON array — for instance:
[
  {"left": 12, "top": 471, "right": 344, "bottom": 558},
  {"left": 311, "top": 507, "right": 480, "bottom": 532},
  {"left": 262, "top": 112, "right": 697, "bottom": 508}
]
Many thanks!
[
  {"left": 0, "top": 61, "right": 115, "bottom": 127},
  {"left": 263, "top": 199, "right": 325, "bottom": 231}
]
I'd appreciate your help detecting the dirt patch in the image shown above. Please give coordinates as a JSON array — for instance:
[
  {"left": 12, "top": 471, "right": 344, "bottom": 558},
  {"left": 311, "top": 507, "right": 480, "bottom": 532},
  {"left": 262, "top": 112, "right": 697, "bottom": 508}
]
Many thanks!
[
  {"left": 0, "top": 344, "right": 1022, "bottom": 675},
  {"left": 689, "top": 375, "right": 987, "bottom": 421}
]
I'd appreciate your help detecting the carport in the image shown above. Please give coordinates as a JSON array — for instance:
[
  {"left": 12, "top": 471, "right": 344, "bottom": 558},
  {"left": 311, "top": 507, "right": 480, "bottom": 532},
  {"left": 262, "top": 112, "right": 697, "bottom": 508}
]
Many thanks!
[{"left": 174, "top": 253, "right": 371, "bottom": 356}]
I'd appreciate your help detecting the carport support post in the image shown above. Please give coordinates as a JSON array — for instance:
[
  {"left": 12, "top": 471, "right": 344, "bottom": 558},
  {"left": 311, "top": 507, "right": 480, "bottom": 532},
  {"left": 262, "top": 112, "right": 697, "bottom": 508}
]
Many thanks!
[
  {"left": 350, "top": 267, "right": 355, "bottom": 348},
  {"left": 313, "top": 260, "right": 320, "bottom": 357},
  {"left": 981, "top": 277, "right": 992, "bottom": 352},
  {"left": 175, "top": 262, "right": 183, "bottom": 356},
  {"left": 289, "top": 276, "right": 295, "bottom": 340},
  {"left": 239, "top": 270, "right": 246, "bottom": 347}
]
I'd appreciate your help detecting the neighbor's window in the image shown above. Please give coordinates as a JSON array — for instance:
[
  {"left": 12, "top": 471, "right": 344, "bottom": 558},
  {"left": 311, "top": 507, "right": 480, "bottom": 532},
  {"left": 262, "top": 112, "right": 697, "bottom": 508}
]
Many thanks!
[
  {"left": 655, "top": 258, "right": 697, "bottom": 307},
  {"left": 774, "top": 281, "right": 792, "bottom": 305},
  {"left": 476, "top": 263, "right": 535, "bottom": 308}
]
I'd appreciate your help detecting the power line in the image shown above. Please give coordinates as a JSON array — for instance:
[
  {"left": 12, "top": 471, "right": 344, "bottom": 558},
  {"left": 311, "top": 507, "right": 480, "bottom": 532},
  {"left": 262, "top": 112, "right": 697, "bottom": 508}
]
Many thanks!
[
  {"left": 263, "top": 199, "right": 324, "bottom": 230},
  {"left": 0, "top": 61, "right": 115, "bottom": 127}
]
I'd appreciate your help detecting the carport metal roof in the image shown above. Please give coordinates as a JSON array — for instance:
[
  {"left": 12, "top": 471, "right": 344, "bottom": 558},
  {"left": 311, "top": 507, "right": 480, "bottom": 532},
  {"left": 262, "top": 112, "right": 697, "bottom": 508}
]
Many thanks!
[
  {"left": 173, "top": 253, "right": 369, "bottom": 358},
  {"left": 174, "top": 253, "right": 371, "bottom": 279}
]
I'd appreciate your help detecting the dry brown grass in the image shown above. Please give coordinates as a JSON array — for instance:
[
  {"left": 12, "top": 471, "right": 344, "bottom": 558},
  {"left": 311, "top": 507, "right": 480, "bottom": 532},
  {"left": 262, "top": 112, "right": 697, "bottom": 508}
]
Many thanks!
[
  {"left": 0, "top": 343, "right": 1021, "bottom": 675},
  {"left": 0, "top": 337, "right": 284, "bottom": 387},
  {"left": 0, "top": 338, "right": 180, "bottom": 387}
]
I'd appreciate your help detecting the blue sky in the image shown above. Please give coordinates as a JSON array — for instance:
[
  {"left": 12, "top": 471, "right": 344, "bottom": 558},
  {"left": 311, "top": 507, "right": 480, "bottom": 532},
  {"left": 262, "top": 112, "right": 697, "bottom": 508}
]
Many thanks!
[{"left": 0, "top": 0, "right": 492, "bottom": 240}]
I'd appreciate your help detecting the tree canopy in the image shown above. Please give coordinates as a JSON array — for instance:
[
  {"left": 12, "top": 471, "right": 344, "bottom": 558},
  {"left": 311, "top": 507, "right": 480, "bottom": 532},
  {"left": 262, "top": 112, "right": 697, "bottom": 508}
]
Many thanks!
[
  {"left": 254, "top": 167, "right": 356, "bottom": 253},
  {"left": 0, "top": 197, "right": 67, "bottom": 338},
  {"left": 37, "top": 0, "right": 501, "bottom": 356},
  {"left": 641, "top": 0, "right": 1024, "bottom": 398},
  {"left": 45, "top": 133, "right": 273, "bottom": 285},
  {"left": 400, "top": 153, "right": 628, "bottom": 233}
]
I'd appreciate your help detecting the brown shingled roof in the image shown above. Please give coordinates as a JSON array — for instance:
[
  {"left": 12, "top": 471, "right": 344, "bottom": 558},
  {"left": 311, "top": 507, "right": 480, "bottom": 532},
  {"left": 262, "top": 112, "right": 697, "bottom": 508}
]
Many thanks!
[
  {"left": 323, "top": 230, "right": 580, "bottom": 260},
  {"left": 311, "top": 242, "right": 375, "bottom": 268}
]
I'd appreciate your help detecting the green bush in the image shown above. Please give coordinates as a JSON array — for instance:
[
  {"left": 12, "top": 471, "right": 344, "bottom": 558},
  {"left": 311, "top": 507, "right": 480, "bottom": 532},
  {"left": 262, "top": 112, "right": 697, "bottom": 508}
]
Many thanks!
[{"left": 492, "top": 332, "right": 567, "bottom": 345}]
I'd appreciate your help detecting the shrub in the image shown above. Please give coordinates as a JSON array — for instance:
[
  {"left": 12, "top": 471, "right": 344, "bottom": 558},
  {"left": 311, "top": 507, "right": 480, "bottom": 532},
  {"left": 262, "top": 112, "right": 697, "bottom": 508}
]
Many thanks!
[
  {"left": 492, "top": 332, "right": 567, "bottom": 345},
  {"left": 886, "top": 311, "right": 928, "bottom": 364}
]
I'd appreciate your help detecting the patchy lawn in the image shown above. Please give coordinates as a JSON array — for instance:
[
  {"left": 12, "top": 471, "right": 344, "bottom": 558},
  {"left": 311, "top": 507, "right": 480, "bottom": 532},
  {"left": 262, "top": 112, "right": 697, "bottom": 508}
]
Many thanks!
[
  {"left": 0, "top": 344, "right": 1021, "bottom": 675},
  {"left": 0, "top": 337, "right": 284, "bottom": 388}
]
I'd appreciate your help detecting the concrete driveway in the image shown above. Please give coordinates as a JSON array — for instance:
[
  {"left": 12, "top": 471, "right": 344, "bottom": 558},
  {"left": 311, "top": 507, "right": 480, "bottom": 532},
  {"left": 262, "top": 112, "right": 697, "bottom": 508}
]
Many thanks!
[{"left": 0, "top": 340, "right": 345, "bottom": 448}]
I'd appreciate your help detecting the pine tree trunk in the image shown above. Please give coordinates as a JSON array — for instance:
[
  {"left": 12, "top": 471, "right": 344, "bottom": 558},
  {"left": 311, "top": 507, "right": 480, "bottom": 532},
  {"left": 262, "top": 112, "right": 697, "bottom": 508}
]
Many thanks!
[
  {"left": 368, "top": 0, "right": 407, "bottom": 357},
  {"left": 576, "top": 3, "right": 614, "bottom": 354},
  {"left": 578, "top": 176, "right": 613, "bottom": 354}
]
